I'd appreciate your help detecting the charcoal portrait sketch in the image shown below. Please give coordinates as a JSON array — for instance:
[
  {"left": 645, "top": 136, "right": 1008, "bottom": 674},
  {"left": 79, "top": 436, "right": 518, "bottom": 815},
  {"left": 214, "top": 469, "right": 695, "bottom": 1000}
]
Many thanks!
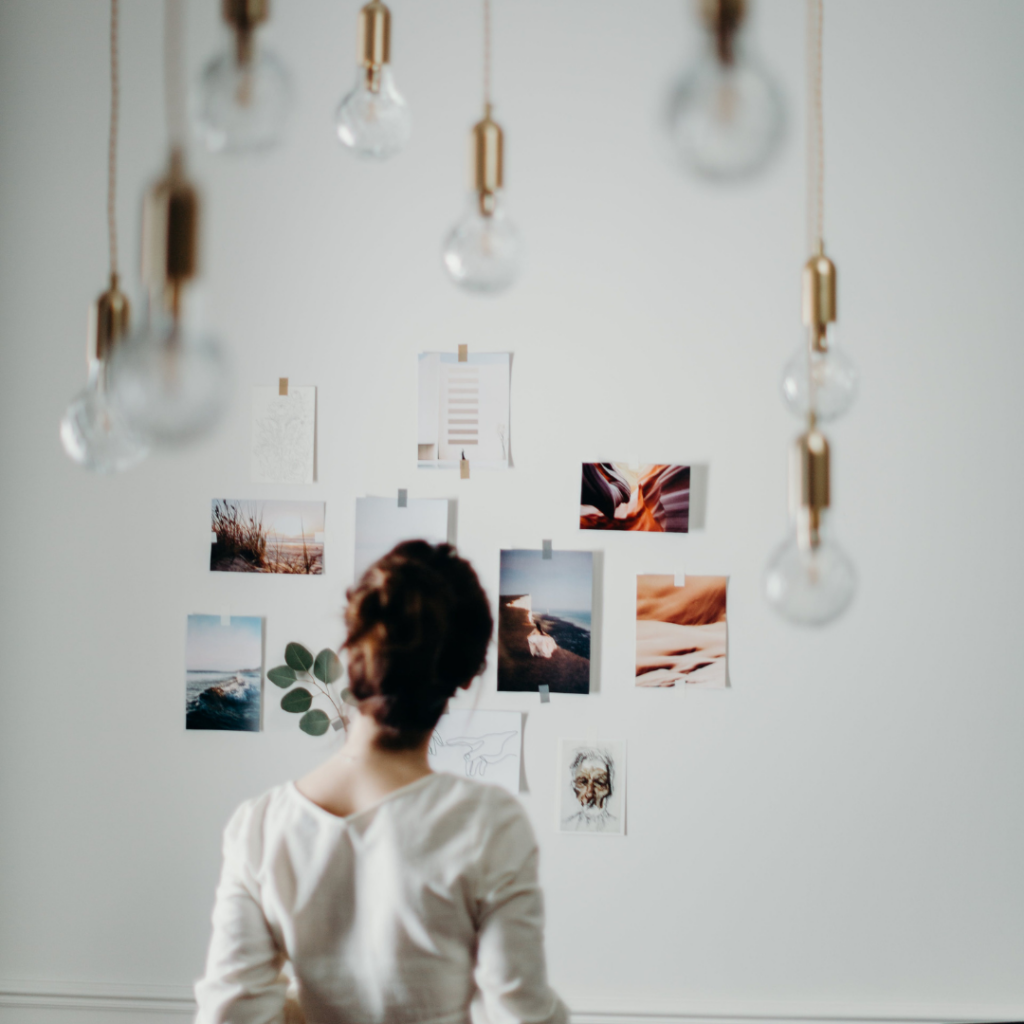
[
  {"left": 636, "top": 574, "right": 728, "bottom": 687},
  {"left": 558, "top": 739, "right": 625, "bottom": 835},
  {"left": 580, "top": 463, "right": 690, "bottom": 532}
]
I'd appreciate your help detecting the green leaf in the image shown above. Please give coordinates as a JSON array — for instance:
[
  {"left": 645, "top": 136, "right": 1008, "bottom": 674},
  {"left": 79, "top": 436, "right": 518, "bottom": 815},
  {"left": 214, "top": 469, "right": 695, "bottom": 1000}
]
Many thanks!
[
  {"left": 268, "top": 665, "right": 296, "bottom": 688},
  {"left": 299, "top": 709, "right": 330, "bottom": 736},
  {"left": 314, "top": 648, "right": 343, "bottom": 684},
  {"left": 281, "top": 687, "right": 312, "bottom": 713},
  {"left": 284, "top": 643, "right": 313, "bottom": 673}
]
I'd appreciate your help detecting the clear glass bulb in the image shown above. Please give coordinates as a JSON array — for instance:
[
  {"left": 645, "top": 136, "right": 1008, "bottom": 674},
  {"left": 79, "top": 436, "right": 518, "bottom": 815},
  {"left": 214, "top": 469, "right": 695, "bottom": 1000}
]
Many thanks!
[
  {"left": 765, "top": 517, "right": 856, "bottom": 626},
  {"left": 335, "top": 66, "right": 411, "bottom": 159},
  {"left": 781, "top": 335, "right": 858, "bottom": 422},
  {"left": 108, "top": 300, "right": 230, "bottom": 447},
  {"left": 60, "top": 359, "right": 149, "bottom": 473},
  {"left": 668, "top": 45, "right": 783, "bottom": 180},
  {"left": 443, "top": 193, "right": 521, "bottom": 294},
  {"left": 196, "top": 42, "right": 291, "bottom": 154}
]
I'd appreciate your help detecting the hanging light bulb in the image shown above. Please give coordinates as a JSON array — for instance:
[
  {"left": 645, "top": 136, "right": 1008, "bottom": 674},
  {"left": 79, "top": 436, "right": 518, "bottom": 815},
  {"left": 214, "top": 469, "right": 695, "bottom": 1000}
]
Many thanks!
[
  {"left": 780, "top": 249, "right": 857, "bottom": 421},
  {"left": 60, "top": 0, "right": 148, "bottom": 474},
  {"left": 667, "top": 0, "right": 783, "bottom": 180},
  {"left": 442, "top": 106, "right": 520, "bottom": 293},
  {"left": 61, "top": 277, "right": 150, "bottom": 472},
  {"left": 766, "top": 0, "right": 856, "bottom": 627},
  {"left": 442, "top": 1, "right": 520, "bottom": 294},
  {"left": 335, "top": 1, "right": 411, "bottom": 159},
  {"left": 109, "top": 149, "right": 230, "bottom": 445},
  {"left": 765, "top": 428, "right": 855, "bottom": 625},
  {"left": 196, "top": 0, "right": 291, "bottom": 154}
]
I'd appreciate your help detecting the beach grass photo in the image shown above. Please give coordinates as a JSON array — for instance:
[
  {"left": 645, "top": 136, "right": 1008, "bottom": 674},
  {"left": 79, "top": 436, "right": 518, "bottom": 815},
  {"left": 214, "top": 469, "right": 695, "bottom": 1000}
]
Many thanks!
[
  {"left": 210, "top": 499, "right": 325, "bottom": 574},
  {"left": 580, "top": 463, "right": 690, "bottom": 532},
  {"left": 185, "top": 615, "right": 263, "bottom": 731},
  {"left": 635, "top": 575, "right": 727, "bottom": 687},
  {"left": 497, "top": 549, "right": 593, "bottom": 694}
]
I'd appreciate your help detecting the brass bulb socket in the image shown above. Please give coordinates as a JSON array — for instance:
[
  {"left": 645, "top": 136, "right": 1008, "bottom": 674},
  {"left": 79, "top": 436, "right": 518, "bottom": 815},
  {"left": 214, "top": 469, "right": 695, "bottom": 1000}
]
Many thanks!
[
  {"left": 222, "top": 0, "right": 268, "bottom": 31},
  {"left": 223, "top": 0, "right": 268, "bottom": 66},
  {"left": 700, "top": 0, "right": 746, "bottom": 65},
  {"left": 89, "top": 275, "right": 131, "bottom": 364},
  {"left": 790, "top": 428, "right": 830, "bottom": 549},
  {"left": 358, "top": 1, "right": 391, "bottom": 71},
  {"left": 472, "top": 108, "right": 504, "bottom": 213},
  {"left": 141, "top": 149, "right": 200, "bottom": 317},
  {"left": 803, "top": 251, "right": 837, "bottom": 353}
]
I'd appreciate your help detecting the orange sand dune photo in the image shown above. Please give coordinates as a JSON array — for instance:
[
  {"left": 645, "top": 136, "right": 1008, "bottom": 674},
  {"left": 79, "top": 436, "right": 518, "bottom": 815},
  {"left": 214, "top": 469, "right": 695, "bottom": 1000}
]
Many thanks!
[{"left": 636, "top": 574, "right": 727, "bottom": 688}]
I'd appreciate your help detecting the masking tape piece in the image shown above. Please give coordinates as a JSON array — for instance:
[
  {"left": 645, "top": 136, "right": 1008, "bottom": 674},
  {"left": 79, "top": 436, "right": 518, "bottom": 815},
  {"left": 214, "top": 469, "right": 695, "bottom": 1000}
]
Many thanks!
[
  {"left": 210, "top": 532, "right": 218, "bottom": 545},
  {"left": 539, "top": 684, "right": 550, "bottom": 704},
  {"left": 675, "top": 573, "right": 686, "bottom": 588},
  {"left": 460, "top": 459, "right": 470, "bottom": 480},
  {"left": 331, "top": 717, "right": 345, "bottom": 732},
  {"left": 220, "top": 611, "right": 231, "bottom": 626},
  {"left": 458, "top": 344, "right": 468, "bottom": 362},
  {"left": 398, "top": 489, "right": 408, "bottom": 508},
  {"left": 314, "top": 531, "right": 325, "bottom": 543},
  {"left": 542, "top": 540, "right": 552, "bottom": 560},
  {"left": 279, "top": 377, "right": 288, "bottom": 396}
]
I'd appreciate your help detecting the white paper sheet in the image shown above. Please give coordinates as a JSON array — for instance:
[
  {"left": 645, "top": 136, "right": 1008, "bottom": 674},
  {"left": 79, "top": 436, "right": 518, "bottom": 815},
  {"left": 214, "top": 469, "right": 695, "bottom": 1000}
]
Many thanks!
[
  {"left": 353, "top": 497, "right": 451, "bottom": 581},
  {"left": 417, "top": 352, "right": 510, "bottom": 469},
  {"left": 251, "top": 385, "right": 316, "bottom": 484},
  {"left": 429, "top": 709, "right": 522, "bottom": 794}
]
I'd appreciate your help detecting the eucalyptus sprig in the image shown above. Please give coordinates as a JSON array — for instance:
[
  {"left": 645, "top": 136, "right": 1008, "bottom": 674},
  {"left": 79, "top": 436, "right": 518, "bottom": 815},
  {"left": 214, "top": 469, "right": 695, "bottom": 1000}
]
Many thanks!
[{"left": 268, "top": 642, "right": 347, "bottom": 736}]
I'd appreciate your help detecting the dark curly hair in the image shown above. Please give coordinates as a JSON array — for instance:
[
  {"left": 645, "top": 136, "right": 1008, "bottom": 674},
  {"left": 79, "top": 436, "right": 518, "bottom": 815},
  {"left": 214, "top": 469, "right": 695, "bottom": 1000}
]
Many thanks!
[{"left": 343, "top": 541, "right": 493, "bottom": 749}]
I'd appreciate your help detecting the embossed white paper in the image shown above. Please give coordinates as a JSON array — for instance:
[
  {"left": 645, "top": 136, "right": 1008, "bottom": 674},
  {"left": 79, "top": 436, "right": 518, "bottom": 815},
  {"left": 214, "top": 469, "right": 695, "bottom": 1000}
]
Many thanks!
[{"left": 251, "top": 386, "right": 316, "bottom": 484}]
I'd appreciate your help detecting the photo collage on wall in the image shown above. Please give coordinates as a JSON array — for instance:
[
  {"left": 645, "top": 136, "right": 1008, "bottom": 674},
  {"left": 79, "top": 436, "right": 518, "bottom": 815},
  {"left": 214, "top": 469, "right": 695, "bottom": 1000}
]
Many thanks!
[{"left": 189, "top": 360, "right": 727, "bottom": 834}]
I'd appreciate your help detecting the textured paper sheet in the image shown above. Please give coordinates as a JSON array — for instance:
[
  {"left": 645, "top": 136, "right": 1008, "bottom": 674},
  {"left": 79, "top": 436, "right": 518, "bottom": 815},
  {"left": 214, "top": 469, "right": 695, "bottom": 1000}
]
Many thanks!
[{"left": 251, "top": 385, "right": 316, "bottom": 484}]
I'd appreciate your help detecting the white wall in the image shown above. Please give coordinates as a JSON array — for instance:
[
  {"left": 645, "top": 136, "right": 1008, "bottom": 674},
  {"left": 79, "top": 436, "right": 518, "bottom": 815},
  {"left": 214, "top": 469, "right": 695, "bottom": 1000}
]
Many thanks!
[{"left": 1, "top": 1, "right": 1023, "bottom": 1022}]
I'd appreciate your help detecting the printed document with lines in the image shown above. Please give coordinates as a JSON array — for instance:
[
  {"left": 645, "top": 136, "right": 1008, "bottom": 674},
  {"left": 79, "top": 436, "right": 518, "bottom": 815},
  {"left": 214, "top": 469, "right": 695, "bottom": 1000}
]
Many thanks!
[{"left": 417, "top": 352, "right": 510, "bottom": 469}]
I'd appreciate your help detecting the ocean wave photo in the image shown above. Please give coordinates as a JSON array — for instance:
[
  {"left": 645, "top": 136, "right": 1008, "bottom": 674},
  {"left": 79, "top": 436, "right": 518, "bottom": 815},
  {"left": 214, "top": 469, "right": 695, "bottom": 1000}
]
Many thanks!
[
  {"left": 186, "top": 670, "right": 262, "bottom": 731},
  {"left": 185, "top": 615, "right": 264, "bottom": 731}
]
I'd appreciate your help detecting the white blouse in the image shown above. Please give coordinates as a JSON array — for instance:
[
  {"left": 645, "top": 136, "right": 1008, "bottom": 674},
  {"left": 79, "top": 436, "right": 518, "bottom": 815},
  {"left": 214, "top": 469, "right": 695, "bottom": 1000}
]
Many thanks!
[{"left": 195, "top": 772, "right": 567, "bottom": 1024}]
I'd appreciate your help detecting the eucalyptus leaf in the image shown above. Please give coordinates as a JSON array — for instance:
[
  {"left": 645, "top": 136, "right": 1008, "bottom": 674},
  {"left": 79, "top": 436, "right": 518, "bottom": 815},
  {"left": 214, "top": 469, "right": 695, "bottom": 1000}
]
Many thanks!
[
  {"left": 268, "top": 665, "right": 296, "bottom": 688},
  {"left": 285, "top": 642, "right": 313, "bottom": 673},
  {"left": 281, "top": 687, "right": 313, "bottom": 713},
  {"left": 314, "top": 648, "right": 343, "bottom": 684},
  {"left": 299, "top": 709, "right": 330, "bottom": 736}
]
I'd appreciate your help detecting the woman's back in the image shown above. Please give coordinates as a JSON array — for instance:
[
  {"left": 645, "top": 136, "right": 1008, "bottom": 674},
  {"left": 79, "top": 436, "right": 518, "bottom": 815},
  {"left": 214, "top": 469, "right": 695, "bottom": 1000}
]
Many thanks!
[{"left": 197, "top": 772, "right": 564, "bottom": 1024}]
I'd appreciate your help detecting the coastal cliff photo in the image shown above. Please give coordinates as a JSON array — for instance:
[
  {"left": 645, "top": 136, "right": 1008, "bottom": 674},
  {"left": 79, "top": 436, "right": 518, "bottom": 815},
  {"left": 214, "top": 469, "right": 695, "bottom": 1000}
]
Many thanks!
[{"left": 498, "top": 549, "right": 593, "bottom": 694}]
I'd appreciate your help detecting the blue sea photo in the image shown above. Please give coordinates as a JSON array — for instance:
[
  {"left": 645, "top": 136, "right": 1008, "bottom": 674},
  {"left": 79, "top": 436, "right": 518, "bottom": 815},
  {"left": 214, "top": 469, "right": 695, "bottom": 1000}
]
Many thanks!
[{"left": 185, "top": 615, "right": 263, "bottom": 732}]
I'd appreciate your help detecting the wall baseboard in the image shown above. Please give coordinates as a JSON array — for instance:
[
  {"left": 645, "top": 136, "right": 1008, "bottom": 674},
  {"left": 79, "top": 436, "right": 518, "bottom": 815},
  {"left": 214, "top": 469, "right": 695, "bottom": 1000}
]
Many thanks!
[{"left": 0, "top": 980, "right": 1019, "bottom": 1023}]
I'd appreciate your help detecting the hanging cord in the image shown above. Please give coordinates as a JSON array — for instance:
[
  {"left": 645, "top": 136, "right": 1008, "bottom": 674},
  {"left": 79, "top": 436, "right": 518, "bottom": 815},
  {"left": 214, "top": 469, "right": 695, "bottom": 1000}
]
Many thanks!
[
  {"left": 164, "top": 0, "right": 187, "bottom": 153},
  {"left": 806, "top": 0, "right": 824, "bottom": 256},
  {"left": 483, "top": 0, "right": 492, "bottom": 113},
  {"left": 805, "top": 0, "right": 825, "bottom": 426},
  {"left": 107, "top": 0, "right": 121, "bottom": 278}
]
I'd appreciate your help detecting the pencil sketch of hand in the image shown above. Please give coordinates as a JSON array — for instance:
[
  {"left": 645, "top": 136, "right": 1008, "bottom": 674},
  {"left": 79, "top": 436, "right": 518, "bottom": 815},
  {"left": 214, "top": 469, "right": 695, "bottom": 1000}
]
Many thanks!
[{"left": 443, "top": 731, "right": 518, "bottom": 778}]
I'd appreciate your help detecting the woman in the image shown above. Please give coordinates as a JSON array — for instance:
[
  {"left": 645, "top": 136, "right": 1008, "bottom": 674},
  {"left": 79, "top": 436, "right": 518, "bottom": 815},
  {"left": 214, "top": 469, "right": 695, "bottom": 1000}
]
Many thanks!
[{"left": 195, "top": 541, "right": 566, "bottom": 1024}]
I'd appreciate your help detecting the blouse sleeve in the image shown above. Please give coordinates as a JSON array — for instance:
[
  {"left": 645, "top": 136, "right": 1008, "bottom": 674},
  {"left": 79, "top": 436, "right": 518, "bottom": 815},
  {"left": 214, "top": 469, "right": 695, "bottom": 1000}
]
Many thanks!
[
  {"left": 194, "top": 799, "right": 303, "bottom": 1024},
  {"left": 472, "top": 793, "right": 569, "bottom": 1024}
]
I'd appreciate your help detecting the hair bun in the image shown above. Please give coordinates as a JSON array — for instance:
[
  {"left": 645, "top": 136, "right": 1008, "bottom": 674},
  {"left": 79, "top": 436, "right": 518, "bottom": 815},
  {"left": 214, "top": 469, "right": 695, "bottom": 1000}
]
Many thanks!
[{"left": 343, "top": 541, "right": 492, "bottom": 748}]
